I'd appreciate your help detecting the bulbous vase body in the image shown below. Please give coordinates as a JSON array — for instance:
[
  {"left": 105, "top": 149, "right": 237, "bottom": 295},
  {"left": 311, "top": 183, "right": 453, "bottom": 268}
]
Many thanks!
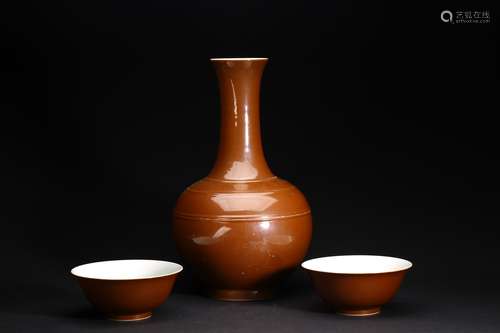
[{"left": 173, "top": 58, "right": 312, "bottom": 301}]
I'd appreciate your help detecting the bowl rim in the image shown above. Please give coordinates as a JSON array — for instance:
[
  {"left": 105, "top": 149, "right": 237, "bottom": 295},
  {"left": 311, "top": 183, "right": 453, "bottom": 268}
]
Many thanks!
[
  {"left": 70, "top": 259, "right": 183, "bottom": 281},
  {"left": 301, "top": 255, "right": 413, "bottom": 275}
]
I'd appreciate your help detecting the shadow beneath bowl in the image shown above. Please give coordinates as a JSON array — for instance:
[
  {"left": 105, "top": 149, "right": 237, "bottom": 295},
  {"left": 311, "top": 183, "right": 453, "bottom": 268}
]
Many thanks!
[
  {"left": 304, "top": 301, "right": 336, "bottom": 314},
  {"left": 57, "top": 305, "right": 179, "bottom": 328},
  {"left": 60, "top": 304, "right": 182, "bottom": 324},
  {"left": 61, "top": 307, "right": 104, "bottom": 321},
  {"left": 378, "top": 301, "right": 427, "bottom": 318},
  {"left": 304, "top": 300, "right": 428, "bottom": 318},
  {"left": 277, "top": 287, "right": 428, "bottom": 319}
]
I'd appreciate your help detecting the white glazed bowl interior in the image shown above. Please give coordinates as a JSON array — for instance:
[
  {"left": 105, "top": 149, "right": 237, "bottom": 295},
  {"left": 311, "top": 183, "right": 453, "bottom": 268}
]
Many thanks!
[
  {"left": 301, "top": 255, "right": 412, "bottom": 274},
  {"left": 71, "top": 259, "right": 183, "bottom": 280}
]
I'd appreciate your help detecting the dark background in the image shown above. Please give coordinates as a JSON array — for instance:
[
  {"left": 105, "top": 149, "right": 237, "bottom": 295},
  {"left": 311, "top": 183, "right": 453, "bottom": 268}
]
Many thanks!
[{"left": 1, "top": 0, "right": 498, "bottom": 332}]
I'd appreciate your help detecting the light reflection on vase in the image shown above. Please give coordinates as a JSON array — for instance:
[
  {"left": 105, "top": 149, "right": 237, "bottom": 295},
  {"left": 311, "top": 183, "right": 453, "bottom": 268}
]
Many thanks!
[{"left": 211, "top": 193, "right": 278, "bottom": 212}]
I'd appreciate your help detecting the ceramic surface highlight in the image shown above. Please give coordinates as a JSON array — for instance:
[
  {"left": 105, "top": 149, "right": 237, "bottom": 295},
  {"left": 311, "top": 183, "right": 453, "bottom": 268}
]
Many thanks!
[{"left": 173, "top": 58, "right": 312, "bottom": 301}]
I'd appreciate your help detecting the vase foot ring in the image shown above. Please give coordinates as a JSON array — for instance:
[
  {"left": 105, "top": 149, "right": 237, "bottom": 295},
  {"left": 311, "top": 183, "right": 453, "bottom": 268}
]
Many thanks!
[
  {"left": 336, "top": 307, "right": 381, "bottom": 317},
  {"left": 107, "top": 312, "right": 152, "bottom": 321},
  {"left": 205, "top": 288, "right": 274, "bottom": 301}
]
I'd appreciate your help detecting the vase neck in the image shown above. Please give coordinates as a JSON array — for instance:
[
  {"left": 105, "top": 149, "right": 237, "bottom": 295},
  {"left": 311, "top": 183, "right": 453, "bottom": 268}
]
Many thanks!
[{"left": 208, "top": 58, "right": 274, "bottom": 181}]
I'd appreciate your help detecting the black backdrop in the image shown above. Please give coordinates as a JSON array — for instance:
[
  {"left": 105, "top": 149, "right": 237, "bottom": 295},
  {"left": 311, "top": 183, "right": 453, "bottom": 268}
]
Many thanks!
[{"left": 1, "top": 1, "right": 498, "bottom": 332}]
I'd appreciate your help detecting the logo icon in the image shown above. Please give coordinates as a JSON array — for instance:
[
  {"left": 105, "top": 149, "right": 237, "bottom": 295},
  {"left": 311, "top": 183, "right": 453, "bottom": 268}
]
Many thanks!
[{"left": 441, "top": 10, "right": 453, "bottom": 23}]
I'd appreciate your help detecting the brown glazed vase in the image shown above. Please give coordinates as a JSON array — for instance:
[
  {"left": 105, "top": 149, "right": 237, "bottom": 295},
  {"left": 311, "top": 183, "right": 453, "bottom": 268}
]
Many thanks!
[{"left": 173, "top": 58, "right": 312, "bottom": 301}]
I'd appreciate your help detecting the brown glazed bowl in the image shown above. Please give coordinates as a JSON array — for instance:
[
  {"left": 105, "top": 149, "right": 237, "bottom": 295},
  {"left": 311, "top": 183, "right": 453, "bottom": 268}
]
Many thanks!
[
  {"left": 302, "top": 255, "right": 412, "bottom": 316},
  {"left": 71, "top": 259, "right": 183, "bottom": 321}
]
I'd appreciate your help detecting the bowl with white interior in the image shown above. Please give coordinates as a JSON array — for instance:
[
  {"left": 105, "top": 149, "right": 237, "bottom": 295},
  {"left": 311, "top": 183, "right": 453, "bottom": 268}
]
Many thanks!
[
  {"left": 71, "top": 259, "right": 183, "bottom": 321},
  {"left": 302, "top": 255, "right": 412, "bottom": 316}
]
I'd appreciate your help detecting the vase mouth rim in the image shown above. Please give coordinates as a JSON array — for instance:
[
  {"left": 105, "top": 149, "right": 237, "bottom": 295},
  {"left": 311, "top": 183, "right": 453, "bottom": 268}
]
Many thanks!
[{"left": 210, "top": 57, "right": 268, "bottom": 61}]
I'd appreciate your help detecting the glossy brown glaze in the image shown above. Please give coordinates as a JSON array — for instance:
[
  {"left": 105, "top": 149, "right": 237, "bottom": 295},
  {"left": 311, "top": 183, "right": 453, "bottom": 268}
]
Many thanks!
[
  {"left": 302, "top": 256, "right": 411, "bottom": 316},
  {"left": 173, "top": 58, "right": 312, "bottom": 301},
  {"left": 71, "top": 260, "right": 181, "bottom": 321},
  {"left": 307, "top": 270, "right": 408, "bottom": 316}
]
